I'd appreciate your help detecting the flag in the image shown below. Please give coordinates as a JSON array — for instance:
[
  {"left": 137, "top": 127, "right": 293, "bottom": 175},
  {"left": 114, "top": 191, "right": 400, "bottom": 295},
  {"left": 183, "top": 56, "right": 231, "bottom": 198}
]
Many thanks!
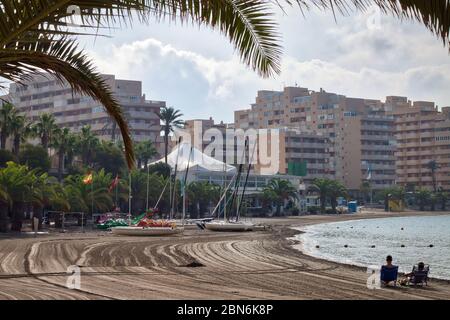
[
  {"left": 83, "top": 172, "right": 93, "bottom": 185},
  {"left": 108, "top": 175, "right": 119, "bottom": 193},
  {"left": 366, "top": 163, "right": 372, "bottom": 180}
]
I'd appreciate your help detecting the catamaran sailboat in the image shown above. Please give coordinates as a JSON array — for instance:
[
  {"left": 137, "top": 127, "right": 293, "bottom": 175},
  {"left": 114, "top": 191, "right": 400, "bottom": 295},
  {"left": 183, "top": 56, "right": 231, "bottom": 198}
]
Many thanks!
[
  {"left": 205, "top": 139, "right": 257, "bottom": 232},
  {"left": 111, "top": 141, "right": 191, "bottom": 236}
]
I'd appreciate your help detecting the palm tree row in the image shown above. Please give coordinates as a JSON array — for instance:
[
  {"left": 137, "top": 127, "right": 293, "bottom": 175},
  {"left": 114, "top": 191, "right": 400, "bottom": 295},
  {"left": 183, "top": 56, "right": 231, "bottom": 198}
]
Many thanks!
[
  {"left": 0, "top": 163, "right": 175, "bottom": 233},
  {"left": 263, "top": 179, "right": 298, "bottom": 216},
  {"left": 309, "top": 178, "right": 348, "bottom": 214},
  {"left": 0, "top": 103, "right": 160, "bottom": 180},
  {"left": 413, "top": 188, "right": 449, "bottom": 212}
]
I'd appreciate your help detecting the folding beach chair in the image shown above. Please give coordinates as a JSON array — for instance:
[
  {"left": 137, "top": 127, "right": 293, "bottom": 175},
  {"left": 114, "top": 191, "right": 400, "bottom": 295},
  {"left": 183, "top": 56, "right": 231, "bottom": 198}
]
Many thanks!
[
  {"left": 380, "top": 265, "right": 399, "bottom": 286},
  {"left": 408, "top": 264, "right": 430, "bottom": 286}
]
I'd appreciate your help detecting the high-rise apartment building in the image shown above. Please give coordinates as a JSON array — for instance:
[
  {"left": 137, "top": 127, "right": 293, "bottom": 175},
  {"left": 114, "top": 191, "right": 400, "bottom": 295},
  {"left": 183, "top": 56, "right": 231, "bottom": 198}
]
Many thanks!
[
  {"left": 386, "top": 97, "right": 450, "bottom": 191},
  {"left": 2, "top": 73, "right": 164, "bottom": 148},
  {"left": 235, "top": 87, "right": 397, "bottom": 191}
]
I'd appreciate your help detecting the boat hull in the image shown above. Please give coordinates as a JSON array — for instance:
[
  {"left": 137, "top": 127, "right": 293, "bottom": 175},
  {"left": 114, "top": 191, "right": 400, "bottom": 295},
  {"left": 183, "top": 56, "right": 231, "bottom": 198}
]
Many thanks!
[
  {"left": 111, "top": 226, "right": 183, "bottom": 236},
  {"left": 204, "top": 222, "right": 253, "bottom": 232}
]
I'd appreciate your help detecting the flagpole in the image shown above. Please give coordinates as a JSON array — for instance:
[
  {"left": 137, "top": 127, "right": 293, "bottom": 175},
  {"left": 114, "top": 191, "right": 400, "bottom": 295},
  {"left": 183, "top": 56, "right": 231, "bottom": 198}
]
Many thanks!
[
  {"left": 146, "top": 163, "right": 150, "bottom": 212},
  {"left": 91, "top": 172, "right": 94, "bottom": 216},
  {"left": 128, "top": 171, "right": 132, "bottom": 226},
  {"left": 115, "top": 175, "right": 118, "bottom": 207}
]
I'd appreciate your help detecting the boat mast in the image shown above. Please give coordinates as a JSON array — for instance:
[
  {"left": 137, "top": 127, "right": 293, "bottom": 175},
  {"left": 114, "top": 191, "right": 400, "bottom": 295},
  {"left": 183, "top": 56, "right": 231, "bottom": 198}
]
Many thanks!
[
  {"left": 146, "top": 162, "right": 150, "bottom": 211},
  {"left": 170, "top": 137, "right": 182, "bottom": 220},
  {"left": 236, "top": 137, "right": 257, "bottom": 222},
  {"left": 223, "top": 158, "right": 227, "bottom": 222},
  {"left": 182, "top": 146, "right": 193, "bottom": 226},
  {"left": 228, "top": 138, "right": 247, "bottom": 221}
]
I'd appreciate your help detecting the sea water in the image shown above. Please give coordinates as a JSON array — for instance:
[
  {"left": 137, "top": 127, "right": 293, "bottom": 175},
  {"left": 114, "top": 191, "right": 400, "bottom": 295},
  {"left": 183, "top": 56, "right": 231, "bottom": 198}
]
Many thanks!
[{"left": 295, "top": 215, "right": 450, "bottom": 280}]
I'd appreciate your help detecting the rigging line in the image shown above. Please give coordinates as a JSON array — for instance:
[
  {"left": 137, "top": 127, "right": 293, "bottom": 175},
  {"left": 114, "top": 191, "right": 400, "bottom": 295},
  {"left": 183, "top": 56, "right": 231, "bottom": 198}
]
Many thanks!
[
  {"left": 236, "top": 137, "right": 257, "bottom": 222},
  {"left": 211, "top": 170, "right": 238, "bottom": 219},
  {"left": 228, "top": 138, "right": 248, "bottom": 221},
  {"left": 170, "top": 137, "right": 182, "bottom": 219}
]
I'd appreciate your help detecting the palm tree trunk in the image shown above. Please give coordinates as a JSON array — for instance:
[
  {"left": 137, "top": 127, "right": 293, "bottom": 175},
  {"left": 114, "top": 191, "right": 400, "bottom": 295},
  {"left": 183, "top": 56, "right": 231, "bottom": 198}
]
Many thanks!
[
  {"left": 42, "top": 135, "right": 48, "bottom": 150},
  {"left": 320, "top": 195, "right": 326, "bottom": 214},
  {"left": 331, "top": 198, "right": 337, "bottom": 214},
  {"left": 13, "top": 135, "right": 20, "bottom": 156},
  {"left": 57, "top": 150, "right": 64, "bottom": 181},
  {"left": 0, "top": 131, "right": 6, "bottom": 150},
  {"left": 32, "top": 204, "right": 43, "bottom": 230},
  {"left": 11, "top": 201, "right": 24, "bottom": 232},
  {"left": 164, "top": 134, "right": 168, "bottom": 164},
  {"left": 0, "top": 203, "right": 9, "bottom": 232},
  {"left": 432, "top": 170, "right": 437, "bottom": 192}
]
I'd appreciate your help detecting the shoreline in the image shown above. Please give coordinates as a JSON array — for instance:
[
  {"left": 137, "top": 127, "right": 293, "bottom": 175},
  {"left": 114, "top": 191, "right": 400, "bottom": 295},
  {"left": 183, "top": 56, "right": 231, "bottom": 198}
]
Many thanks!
[
  {"left": 1, "top": 210, "right": 450, "bottom": 299},
  {"left": 284, "top": 211, "right": 450, "bottom": 283}
]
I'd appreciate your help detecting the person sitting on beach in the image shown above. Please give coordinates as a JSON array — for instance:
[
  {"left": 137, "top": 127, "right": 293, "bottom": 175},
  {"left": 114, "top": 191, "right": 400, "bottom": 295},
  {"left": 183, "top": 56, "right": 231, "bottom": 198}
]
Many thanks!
[
  {"left": 380, "top": 255, "right": 399, "bottom": 286},
  {"left": 400, "top": 262, "right": 428, "bottom": 286}
]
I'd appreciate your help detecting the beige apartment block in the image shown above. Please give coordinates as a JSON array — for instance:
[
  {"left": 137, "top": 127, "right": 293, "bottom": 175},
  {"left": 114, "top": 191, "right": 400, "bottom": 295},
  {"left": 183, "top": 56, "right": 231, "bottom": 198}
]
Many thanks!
[
  {"left": 235, "top": 87, "right": 397, "bottom": 190},
  {"left": 387, "top": 98, "right": 450, "bottom": 191},
  {"left": 278, "top": 128, "right": 334, "bottom": 183},
  {"left": 2, "top": 73, "right": 164, "bottom": 151}
]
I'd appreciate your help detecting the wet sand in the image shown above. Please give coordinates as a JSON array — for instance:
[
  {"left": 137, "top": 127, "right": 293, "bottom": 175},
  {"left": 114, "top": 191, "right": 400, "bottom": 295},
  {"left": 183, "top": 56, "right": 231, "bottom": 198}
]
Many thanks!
[{"left": 1, "top": 210, "right": 449, "bottom": 300}]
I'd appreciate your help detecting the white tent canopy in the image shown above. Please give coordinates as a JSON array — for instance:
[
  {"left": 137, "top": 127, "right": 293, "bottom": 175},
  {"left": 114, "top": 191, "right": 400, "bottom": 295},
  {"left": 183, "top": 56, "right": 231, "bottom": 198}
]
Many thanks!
[{"left": 150, "top": 142, "right": 236, "bottom": 173}]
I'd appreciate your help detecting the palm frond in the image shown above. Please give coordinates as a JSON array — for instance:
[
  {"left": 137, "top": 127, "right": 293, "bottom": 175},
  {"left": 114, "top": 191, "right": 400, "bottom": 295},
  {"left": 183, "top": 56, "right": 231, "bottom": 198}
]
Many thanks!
[
  {"left": 150, "top": 0, "right": 282, "bottom": 77},
  {"left": 290, "top": 1, "right": 450, "bottom": 48},
  {"left": 0, "top": 0, "right": 281, "bottom": 77},
  {"left": 0, "top": 37, "right": 135, "bottom": 168}
]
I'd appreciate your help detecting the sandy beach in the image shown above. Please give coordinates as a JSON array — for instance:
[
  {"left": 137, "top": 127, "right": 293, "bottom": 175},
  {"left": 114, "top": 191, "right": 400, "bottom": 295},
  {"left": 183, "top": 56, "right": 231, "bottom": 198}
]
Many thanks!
[{"left": 1, "top": 210, "right": 450, "bottom": 300}]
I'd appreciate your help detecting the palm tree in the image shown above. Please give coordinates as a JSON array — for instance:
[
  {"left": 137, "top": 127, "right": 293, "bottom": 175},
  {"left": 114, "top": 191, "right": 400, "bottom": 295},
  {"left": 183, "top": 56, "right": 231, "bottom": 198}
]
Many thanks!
[
  {"left": 135, "top": 140, "right": 157, "bottom": 169},
  {"left": 328, "top": 180, "right": 347, "bottom": 213},
  {"left": 309, "top": 178, "right": 333, "bottom": 214},
  {"left": 10, "top": 114, "right": 31, "bottom": 156},
  {"left": 0, "top": 175, "right": 12, "bottom": 232},
  {"left": 436, "top": 191, "right": 449, "bottom": 211},
  {"left": 263, "top": 179, "right": 298, "bottom": 216},
  {"left": 64, "top": 170, "right": 113, "bottom": 214},
  {"left": 75, "top": 126, "right": 100, "bottom": 167},
  {"left": 0, "top": 102, "right": 18, "bottom": 149},
  {"left": 30, "top": 172, "right": 68, "bottom": 230},
  {"left": 158, "top": 107, "right": 184, "bottom": 164},
  {"left": 33, "top": 113, "right": 58, "bottom": 151},
  {"left": 427, "top": 160, "right": 439, "bottom": 192},
  {"left": 53, "top": 128, "right": 77, "bottom": 181},
  {"left": 415, "top": 188, "right": 431, "bottom": 211},
  {"left": 187, "top": 181, "right": 221, "bottom": 218},
  {"left": 0, "top": 162, "right": 35, "bottom": 231}
]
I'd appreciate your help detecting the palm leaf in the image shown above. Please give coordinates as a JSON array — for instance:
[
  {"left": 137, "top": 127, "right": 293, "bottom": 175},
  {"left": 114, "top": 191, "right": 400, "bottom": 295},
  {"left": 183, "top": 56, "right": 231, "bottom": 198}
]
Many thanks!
[
  {"left": 0, "top": 0, "right": 282, "bottom": 77},
  {"left": 0, "top": 37, "right": 135, "bottom": 169},
  {"left": 290, "top": 1, "right": 450, "bottom": 48}
]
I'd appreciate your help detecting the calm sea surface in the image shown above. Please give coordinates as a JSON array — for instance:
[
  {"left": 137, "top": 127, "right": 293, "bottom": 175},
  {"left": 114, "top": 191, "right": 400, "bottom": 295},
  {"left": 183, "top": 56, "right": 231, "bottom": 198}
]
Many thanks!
[{"left": 294, "top": 214, "right": 450, "bottom": 280}]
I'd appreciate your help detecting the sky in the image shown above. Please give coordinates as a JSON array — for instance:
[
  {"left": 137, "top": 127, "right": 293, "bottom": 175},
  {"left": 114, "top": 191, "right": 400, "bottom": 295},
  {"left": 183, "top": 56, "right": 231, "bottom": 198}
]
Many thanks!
[{"left": 79, "top": 5, "right": 450, "bottom": 123}]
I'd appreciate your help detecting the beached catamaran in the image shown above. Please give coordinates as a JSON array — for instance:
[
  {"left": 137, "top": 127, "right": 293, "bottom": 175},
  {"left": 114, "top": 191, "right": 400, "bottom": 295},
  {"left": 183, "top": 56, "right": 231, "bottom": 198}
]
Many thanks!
[
  {"left": 205, "top": 139, "right": 256, "bottom": 232},
  {"left": 111, "top": 140, "right": 192, "bottom": 236}
]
